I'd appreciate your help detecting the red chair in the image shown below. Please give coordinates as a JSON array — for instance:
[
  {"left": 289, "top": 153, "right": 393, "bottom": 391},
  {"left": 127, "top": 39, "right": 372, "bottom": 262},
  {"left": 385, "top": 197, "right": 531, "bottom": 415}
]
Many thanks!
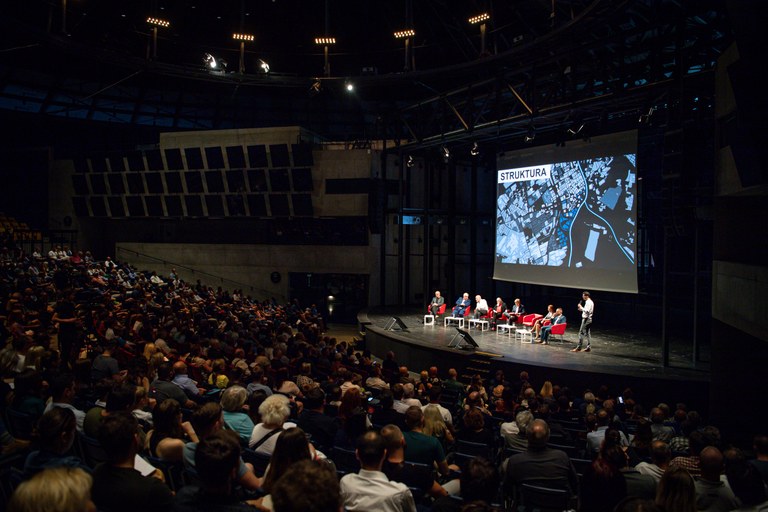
[
  {"left": 521, "top": 313, "right": 542, "bottom": 328},
  {"left": 425, "top": 303, "right": 446, "bottom": 325},
  {"left": 549, "top": 322, "right": 567, "bottom": 342},
  {"left": 427, "top": 303, "right": 447, "bottom": 316}
]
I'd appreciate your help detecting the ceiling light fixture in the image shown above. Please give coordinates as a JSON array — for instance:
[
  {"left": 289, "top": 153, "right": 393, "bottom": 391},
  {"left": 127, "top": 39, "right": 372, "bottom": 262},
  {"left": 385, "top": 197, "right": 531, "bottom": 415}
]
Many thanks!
[
  {"left": 394, "top": 29, "right": 416, "bottom": 71},
  {"left": 203, "top": 53, "right": 227, "bottom": 72},
  {"left": 315, "top": 37, "right": 337, "bottom": 77},
  {"left": 345, "top": 81, "right": 355, "bottom": 92},
  {"left": 259, "top": 59, "right": 270, "bottom": 73},
  {"left": 567, "top": 123, "right": 585, "bottom": 136},
  {"left": 406, "top": 155, "right": 414, "bottom": 168},
  {"left": 470, "top": 142, "right": 480, "bottom": 156},
  {"left": 524, "top": 125, "right": 536, "bottom": 143},
  {"left": 442, "top": 146, "right": 451, "bottom": 162},
  {"left": 232, "top": 33, "right": 255, "bottom": 74},
  {"left": 468, "top": 13, "right": 490, "bottom": 25},
  {"left": 146, "top": 17, "right": 171, "bottom": 60}
]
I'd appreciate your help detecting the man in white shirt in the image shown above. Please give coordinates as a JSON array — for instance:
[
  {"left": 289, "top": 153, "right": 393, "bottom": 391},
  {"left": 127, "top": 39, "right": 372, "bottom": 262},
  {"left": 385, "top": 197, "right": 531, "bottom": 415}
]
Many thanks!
[
  {"left": 340, "top": 430, "right": 416, "bottom": 512},
  {"left": 572, "top": 291, "right": 594, "bottom": 352},
  {"left": 473, "top": 295, "right": 489, "bottom": 319}
]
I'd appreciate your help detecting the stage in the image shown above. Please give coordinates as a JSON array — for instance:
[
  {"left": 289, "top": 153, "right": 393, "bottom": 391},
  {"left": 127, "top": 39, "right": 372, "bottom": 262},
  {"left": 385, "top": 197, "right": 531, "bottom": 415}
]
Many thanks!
[{"left": 358, "top": 307, "right": 712, "bottom": 413}]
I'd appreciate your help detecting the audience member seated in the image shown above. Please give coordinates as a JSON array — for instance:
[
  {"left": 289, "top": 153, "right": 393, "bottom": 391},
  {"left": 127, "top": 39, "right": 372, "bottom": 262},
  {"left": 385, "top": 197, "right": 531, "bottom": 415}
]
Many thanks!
[
  {"left": 381, "top": 424, "right": 448, "bottom": 499},
  {"left": 456, "top": 408, "right": 494, "bottom": 446},
  {"left": 43, "top": 373, "right": 86, "bottom": 433},
  {"left": 655, "top": 466, "right": 697, "bottom": 512},
  {"left": 501, "top": 410, "right": 534, "bottom": 451},
  {"left": 271, "top": 459, "right": 341, "bottom": 512},
  {"left": 185, "top": 402, "right": 262, "bottom": 491},
  {"left": 220, "top": 385, "right": 254, "bottom": 445},
  {"left": 635, "top": 440, "right": 672, "bottom": 483},
  {"left": 8, "top": 467, "right": 96, "bottom": 512},
  {"left": 695, "top": 446, "right": 738, "bottom": 512},
  {"left": 22, "top": 407, "right": 90, "bottom": 480},
  {"left": 145, "top": 398, "right": 198, "bottom": 461},
  {"left": 296, "top": 387, "right": 338, "bottom": 452},
  {"left": 173, "top": 430, "right": 258, "bottom": 512},
  {"left": 249, "top": 394, "right": 297, "bottom": 455},
  {"left": 370, "top": 390, "right": 405, "bottom": 429},
  {"left": 432, "top": 457, "right": 500, "bottom": 512},
  {"left": 91, "top": 412, "right": 174, "bottom": 512},
  {"left": 402, "top": 406, "right": 457, "bottom": 479},
  {"left": 503, "top": 419, "right": 578, "bottom": 498},
  {"left": 339, "top": 430, "right": 416, "bottom": 512},
  {"left": 580, "top": 443, "right": 628, "bottom": 512}
]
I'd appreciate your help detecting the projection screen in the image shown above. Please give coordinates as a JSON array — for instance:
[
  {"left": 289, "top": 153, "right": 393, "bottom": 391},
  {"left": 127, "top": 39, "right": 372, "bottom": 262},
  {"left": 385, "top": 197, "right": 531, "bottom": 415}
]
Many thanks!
[{"left": 494, "top": 130, "right": 638, "bottom": 293}]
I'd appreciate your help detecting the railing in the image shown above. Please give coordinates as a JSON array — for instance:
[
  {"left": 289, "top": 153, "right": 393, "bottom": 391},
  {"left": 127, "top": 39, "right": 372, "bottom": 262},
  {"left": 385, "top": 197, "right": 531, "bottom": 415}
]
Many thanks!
[{"left": 115, "top": 246, "right": 279, "bottom": 300}]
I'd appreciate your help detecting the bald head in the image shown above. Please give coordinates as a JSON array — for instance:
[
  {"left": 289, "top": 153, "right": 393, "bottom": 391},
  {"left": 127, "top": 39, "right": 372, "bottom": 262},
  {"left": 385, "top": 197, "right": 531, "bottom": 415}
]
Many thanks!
[
  {"left": 527, "top": 419, "right": 550, "bottom": 449},
  {"left": 172, "top": 361, "right": 187, "bottom": 374},
  {"left": 700, "top": 446, "right": 725, "bottom": 481}
]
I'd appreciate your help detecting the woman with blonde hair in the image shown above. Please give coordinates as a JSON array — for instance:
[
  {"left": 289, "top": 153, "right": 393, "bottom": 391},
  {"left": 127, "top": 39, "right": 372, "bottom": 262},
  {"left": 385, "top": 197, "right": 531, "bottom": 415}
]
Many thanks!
[
  {"left": 539, "top": 380, "right": 554, "bottom": 401},
  {"left": 423, "top": 403, "right": 454, "bottom": 449},
  {"left": 9, "top": 467, "right": 96, "bottom": 512},
  {"left": 142, "top": 342, "right": 157, "bottom": 361}
]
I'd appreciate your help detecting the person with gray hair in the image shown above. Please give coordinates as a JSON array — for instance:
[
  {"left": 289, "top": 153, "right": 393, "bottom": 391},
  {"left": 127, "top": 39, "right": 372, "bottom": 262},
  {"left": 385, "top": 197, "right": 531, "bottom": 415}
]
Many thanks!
[
  {"left": 220, "top": 385, "right": 254, "bottom": 444},
  {"left": 249, "top": 394, "right": 296, "bottom": 455},
  {"left": 500, "top": 410, "right": 534, "bottom": 450}
]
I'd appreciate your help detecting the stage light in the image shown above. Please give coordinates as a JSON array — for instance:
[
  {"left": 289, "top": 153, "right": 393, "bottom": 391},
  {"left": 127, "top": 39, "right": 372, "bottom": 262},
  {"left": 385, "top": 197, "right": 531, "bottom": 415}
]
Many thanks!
[
  {"left": 259, "top": 59, "right": 270, "bottom": 73},
  {"left": 468, "top": 13, "right": 490, "bottom": 25},
  {"left": 406, "top": 155, "right": 414, "bottom": 168},
  {"left": 315, "top": 36, "right": 336, "bottom": 77},
  {"left": 567, "top": 123, "right": 584, "bottom": 136},
  {"left": 146, "top": 17, "right": 170, "bottom": 28},
  {"left": 233, "top": 33, "right": 254, "bottom": 42},
  {"left": 524, "top": 125, "right": 536, "bottom": 143},
  {"left": 203, "top": 53, "right": 227, "bottom": 71},
  {"left": 309, "top": 80, "right": 322, "bottom": 94},
  {"left": 638, "top": 106, "right": 655, "bottom": 124},
  {"left": 442, "top": 146, "right": 450, "bottom": 162},
  {"left": 470, "top": 142, "right": 480, "bottom": 156},
  {"left": 232, "top": 33, "right": 254, "bottom": 73},
  {"left": 394, "top": 29, "right": 415, "bottom": 39},
  {"left": 345, "top": 81, "right": 355, "bottom": 92}
]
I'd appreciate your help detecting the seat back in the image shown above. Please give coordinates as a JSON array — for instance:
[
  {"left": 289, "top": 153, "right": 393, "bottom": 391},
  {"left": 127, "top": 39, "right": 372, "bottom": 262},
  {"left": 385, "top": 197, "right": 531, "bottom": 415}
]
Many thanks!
[
  {"left": 463, "top": 307, "right": 472, "bottom": 317},
  {"left": 146, "top": 456, "right": 186, "bottom": 492},
  {"left": 331, "top": 446, "right": 360, "bottom": 476},
  {"left": 241, "top": 448, "right": 272, "bottom": 477},
  {"left": 437, "top": 304, "right": 447, "bottom": 315},
  {"left": 77, "top": 432, "right": 108, "bottom": 468},
  {"left": 4, "top": 409, "right": 37, "bottom": 441},
  {"left": 455, "top": 440, "right": 494, "bottom": 460},
  {"left": 519, "top": 482, "right": 571, "bottom": 512}
]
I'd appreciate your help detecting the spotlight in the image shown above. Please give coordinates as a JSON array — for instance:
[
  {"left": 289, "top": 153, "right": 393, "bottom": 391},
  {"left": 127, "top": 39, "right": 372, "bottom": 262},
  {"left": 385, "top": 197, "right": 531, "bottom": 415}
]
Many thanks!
[
  {"left": 314, "top": 37, "right": 336, "bottom": 45},
  {"left": 468, "top": 13, "right": 490, "bottom": 25},
  {"left": 394, "top": 29, "right": 415, "bottom": 39},
  {"left": 203, "top": 53, "right": 227, "bottom": 71},
  {"left": 310, "top": 80, "right": 322, "bottom": 93},
  {"left": 345, "top": 81, "right": 355, "bottom": 92},
  {"left": 146, "top": 17, "right": 170, "bottom": 28},
  {"left": 524, "top": 125, "right": 536, "bottom": 143},
  {"left": 232, "top": 33, "right": 254, "bottom": 42},
  {"left": 567, "top": 123, "right": 584, "bottom": 136},
  {"left": 442, "top": 146, "right": 450, "bottom": 162},
  {"left": 638, "top": 106, "right": 655, "bottom": 124},
  {"left": 259, "top": 59, "right": 270, "bottom": 73},
  {"left": 470, "top": 142, "right": 480, "bottom": 156},
  {"left": 406, "top": 155, "right": 414, "bottom": 168}
]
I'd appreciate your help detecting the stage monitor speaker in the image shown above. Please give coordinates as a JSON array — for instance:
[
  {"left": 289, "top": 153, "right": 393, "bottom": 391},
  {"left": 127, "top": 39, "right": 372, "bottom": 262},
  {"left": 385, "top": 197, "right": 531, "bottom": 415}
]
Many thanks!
[
  {"left": 384, "top": 316, "right": 409, "bottom": 331},
  {"left": 447, "top": 328, "right": 478, "bottom": 350}
]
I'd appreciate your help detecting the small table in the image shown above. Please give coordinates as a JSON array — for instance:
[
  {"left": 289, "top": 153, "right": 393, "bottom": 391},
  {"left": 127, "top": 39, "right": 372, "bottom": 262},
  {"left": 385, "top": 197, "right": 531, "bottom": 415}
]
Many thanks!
[
  {"left": 424, "top": 314, "right": 436, "bottom": 326},
  {"left": 497, "top": 323, "right": 515, "bottom": 336},
  {"left": 468, "top": 319, "right": 490, "bottom": 331},
  {"left": 516, "top": 328, "right": 533, "bottom": 343},
  {"left": 444, "top": 316, "right": 464, "bottom": 328}
]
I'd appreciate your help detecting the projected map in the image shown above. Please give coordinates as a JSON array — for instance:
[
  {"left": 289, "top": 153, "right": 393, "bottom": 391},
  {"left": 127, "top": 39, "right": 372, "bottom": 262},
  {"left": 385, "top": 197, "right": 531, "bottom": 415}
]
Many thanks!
[{"left": 496, "top": 154, "right": 637, "bottom": 270}]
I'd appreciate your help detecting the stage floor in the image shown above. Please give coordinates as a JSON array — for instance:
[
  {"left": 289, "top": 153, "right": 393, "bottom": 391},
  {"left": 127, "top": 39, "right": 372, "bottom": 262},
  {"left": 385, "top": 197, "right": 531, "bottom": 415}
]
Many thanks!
[{"left": 360, "top": 307, "right": 710, "bottom": 383}]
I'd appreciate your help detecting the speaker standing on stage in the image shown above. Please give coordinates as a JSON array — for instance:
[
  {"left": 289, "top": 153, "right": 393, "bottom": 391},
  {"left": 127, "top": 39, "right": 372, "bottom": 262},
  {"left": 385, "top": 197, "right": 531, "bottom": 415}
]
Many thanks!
[
  {"left": 428, "top": 290, "right": 445, "bottom": 316},
  {"left": 452, "top": 293, "right": 471, "bottom": 317},
  {"left": 572, "top": 291, "right": 594, "bottom": 352}
]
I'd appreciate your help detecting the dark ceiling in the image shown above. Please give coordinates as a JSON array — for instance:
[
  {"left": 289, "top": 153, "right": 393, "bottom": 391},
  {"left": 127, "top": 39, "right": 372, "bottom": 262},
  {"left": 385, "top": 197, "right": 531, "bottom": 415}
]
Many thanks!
[{"left": 0, "top": 0, "right": 733, "bottom": 147}]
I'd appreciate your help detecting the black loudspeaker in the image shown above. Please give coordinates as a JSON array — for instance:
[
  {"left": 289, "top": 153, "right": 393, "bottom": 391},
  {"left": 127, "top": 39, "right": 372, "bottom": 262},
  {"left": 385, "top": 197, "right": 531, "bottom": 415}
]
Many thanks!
[
  {"left": 455, "top": 328, "right": 479, "bottom": 349},
  {"left": 384, "top": 316, "right": 408, "bottom": 331}
]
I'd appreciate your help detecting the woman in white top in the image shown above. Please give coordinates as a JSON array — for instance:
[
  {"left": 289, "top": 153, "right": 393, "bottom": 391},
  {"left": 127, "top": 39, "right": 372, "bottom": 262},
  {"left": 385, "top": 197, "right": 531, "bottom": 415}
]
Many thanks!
[{"left": 248, "top": 394, "right": 296, "bottom": 455}]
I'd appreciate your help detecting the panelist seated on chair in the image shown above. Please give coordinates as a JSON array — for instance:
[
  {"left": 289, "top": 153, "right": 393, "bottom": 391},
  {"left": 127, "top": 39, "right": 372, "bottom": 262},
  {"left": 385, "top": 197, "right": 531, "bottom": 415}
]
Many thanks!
[
  {"left": 427, "top": 291, "right": 446, "bottom": 317},
  {"left": 491, "top": 297, "right": 508, "bottom": 329},
  {"left": 532, "top": 305, "right": 555, "bottom": 338},
  {"left": 537, "top": 309, "right": 566, "bottom": 345},
  {"left": 472, "top": 295, "right": 489, "bottom": 319},
  {"left": 505, "top": 298, "right": 525, "bottom": 324},
  {"left": 451, "top": 293, "right": 471, "bottom": 317}
]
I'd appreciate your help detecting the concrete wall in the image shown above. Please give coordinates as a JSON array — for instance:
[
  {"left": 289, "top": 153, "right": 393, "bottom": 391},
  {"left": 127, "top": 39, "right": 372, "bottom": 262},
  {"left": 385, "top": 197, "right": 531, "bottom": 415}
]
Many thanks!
[{"left": 116, "top": 242, "right": 379, "bottom": 304}]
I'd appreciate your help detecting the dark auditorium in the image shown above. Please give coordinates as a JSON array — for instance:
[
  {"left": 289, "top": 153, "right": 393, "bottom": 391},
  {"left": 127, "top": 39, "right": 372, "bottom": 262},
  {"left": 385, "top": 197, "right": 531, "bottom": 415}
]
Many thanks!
[{"left": 2, "top": 1, "right": 768, "bottom": 511}]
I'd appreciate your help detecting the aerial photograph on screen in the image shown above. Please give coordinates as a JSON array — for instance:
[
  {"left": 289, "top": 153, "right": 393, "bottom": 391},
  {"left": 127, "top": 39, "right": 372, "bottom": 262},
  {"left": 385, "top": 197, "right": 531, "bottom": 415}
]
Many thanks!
[{"left": 496, "top": 154, "right": 637, "bottom": 271}]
